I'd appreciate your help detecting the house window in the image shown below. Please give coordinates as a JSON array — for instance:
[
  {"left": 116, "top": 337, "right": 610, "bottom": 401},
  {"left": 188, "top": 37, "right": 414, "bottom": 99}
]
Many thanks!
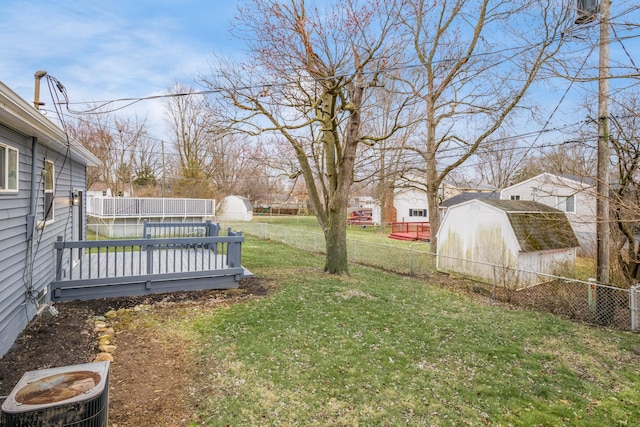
[
  {"left": 510, "top": 195, "right": 520, "bottom": 200},
  {"left": 557, "top": 195, "right": 575, "bottom": 213},
  {"left": 409, "top": 208, "right": 427, "bottom": 217},
  {"left": 44, "top": 160, "right": 54, "bottom": 222},
  {"left": 0, "top": 143, "right": 19, "bottom": 192}
]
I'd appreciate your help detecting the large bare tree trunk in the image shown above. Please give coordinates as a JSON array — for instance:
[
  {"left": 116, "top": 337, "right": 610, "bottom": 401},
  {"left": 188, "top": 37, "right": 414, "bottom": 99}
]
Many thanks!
[{"left": 205, "top": 1, "right": 402, "bottom": 275}]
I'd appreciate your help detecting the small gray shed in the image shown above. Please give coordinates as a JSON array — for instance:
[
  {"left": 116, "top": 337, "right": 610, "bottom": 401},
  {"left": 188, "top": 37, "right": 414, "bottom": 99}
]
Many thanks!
[{"left": 436, "top": 199, "right": 579, "bottom": 288}]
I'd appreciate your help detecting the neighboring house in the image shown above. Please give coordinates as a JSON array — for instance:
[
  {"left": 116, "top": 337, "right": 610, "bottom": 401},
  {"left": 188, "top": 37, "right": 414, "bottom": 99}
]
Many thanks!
[
  {"left": 436, "top": 199, "right": 579, "bottom": 288},
  {"left": 393, "top": 186, "right": 430, "bottom": 223},
  {"left": 394, "top": 180, "right": 496, "bottom": 223},
  {"left": 440, "top": 180, "right": 497, "bottom": 201},
  {"left": 218, "top": 195, "right": 254, "bottom": 221},
  {"left": 500, "top": 173, "right": 596, "bottom": 256},
  {"left": 438, "top": 191, "right": 500, "bottom": 218},
  {"left": 0, "top": 81, "right": 100, "bottom": 357},
  {"left": 87, "top": 182, "right": 112, "bottom": 198},
  {"left": 348, "top": 196, "right": 375, "bottom": 209}
]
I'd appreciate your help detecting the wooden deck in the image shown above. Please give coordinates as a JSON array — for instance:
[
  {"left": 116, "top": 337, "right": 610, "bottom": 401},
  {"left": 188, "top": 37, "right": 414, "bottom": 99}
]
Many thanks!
[
  {"left": 50, "top": 232, "right": 248, "bottom": 302},
  {"left": 388, "top": 222, "right": 431, "bottom": 241}
]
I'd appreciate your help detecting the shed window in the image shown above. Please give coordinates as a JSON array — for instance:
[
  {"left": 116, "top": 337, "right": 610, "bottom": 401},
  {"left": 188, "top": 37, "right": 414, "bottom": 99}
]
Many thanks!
[
  {"left": 0, "top": 143, "right": 19, "bottom": 192},
  {"left": 557, "top": 195, "right": 575, "bottom": 213},
  {"left": 510, "top": 195, "right": 520, "bottom": 200},
  {"left": 44, "top": 160, "right": 54, "bottom": 222}
]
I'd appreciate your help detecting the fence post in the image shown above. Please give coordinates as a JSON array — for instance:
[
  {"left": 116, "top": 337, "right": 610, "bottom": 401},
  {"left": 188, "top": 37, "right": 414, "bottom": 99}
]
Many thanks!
[
  {"left": 493, "top": 265, "right": 497, "bottom": 298},
  {"left": 408, "top": 242, "right": 428, "bottom": 276},
  {"left": 631, "top": 284, "right": 639, "bottom": 333},
  {"left": 409, "top": 245, "right": 414, "bottom": 276}
]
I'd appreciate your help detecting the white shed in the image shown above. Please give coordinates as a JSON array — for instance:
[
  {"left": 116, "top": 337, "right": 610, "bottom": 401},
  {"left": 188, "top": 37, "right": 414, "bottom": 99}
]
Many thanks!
[
  {"left": 218, "top": 195, "right": 254, "bottom": 221},
  {"left": 436, "top": 199, "right": 579, "bottom": 288}
]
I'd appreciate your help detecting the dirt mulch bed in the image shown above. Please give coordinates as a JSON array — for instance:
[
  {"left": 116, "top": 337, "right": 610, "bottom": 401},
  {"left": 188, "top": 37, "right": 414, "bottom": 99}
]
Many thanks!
[{"left": 0, "top": 277, "right": 271, "bottom": 426}]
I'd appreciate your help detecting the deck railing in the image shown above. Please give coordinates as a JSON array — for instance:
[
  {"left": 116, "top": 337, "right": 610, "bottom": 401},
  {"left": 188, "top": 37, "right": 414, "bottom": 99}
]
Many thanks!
[
  {"left": 142, "top": 220, "right": 220, "bottom": 238},
  {"left": 86, "top": 197, "right": 216, "bottom": 218},
  {"left": 51, "top": 229, "right": 244, "bottom": 301}
]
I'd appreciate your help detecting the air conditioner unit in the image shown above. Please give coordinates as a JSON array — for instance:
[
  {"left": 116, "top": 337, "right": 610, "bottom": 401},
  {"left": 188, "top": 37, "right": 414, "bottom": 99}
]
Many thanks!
[{"left": 1, "top": 361, "right": 109, "bottom": 427}]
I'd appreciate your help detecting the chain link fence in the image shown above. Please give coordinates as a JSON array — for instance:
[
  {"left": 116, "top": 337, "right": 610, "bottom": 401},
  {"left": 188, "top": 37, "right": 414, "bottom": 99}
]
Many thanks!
[{"left": 224, "top": 221, "right": 637, "bottom": 332}]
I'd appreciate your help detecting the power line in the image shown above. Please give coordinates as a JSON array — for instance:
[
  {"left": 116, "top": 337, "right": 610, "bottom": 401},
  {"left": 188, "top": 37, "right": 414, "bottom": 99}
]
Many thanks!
[{"left": 48, "top": 29, "right": 615, "bottom": 114}]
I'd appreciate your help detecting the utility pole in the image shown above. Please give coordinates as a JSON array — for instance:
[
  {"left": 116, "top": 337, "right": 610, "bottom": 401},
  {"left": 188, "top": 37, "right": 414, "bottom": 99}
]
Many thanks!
[
  {"left": 595, "top": 0, "right": 613, "bottom": 324},
  {"left": 576, "top": 0, "right": 612, "bottom": 323}
]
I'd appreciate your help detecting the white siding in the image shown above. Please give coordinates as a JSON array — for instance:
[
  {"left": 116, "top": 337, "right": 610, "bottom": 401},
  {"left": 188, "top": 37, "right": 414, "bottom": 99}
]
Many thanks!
[
  {"left": 436, "top": 199, "right": 577, "bottom": 287},
  {"left": 218, "top": 196, "right": 253, "bottom": 221},
  {"left": 500, "top": 173, "right": 596, "bottom": 255},
  {"left": 437, "top": 201, "right": 519, "bottom": 281},
  {"left": 393, "top": 187, "right": 429, "bottom": 223}
]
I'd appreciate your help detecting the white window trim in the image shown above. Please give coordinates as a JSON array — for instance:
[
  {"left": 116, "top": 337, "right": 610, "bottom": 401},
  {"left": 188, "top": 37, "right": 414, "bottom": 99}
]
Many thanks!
[
  {"left": 44, "top": 160, "right": 55, "bottom": 223},
  {"left": 409, "top": 208, "right": 427, "bottom": 217},
  {"left": 557, "top": 194, "right": 576, "bottom": 214},
  {"left": 0, "top": 142, "right": 19, "bottom": 193}
]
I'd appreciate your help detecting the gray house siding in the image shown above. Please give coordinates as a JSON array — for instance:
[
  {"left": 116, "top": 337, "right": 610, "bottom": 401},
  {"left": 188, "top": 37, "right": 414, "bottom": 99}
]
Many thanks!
[
  {"left": 0, "top": 125, "right": 90, "bottom": 356},
  {"left": 0, "top": 81, "right": 99, "bottom": 358},
  {"left": 0, "top": 125, "right": 32, "bottom": 355}
]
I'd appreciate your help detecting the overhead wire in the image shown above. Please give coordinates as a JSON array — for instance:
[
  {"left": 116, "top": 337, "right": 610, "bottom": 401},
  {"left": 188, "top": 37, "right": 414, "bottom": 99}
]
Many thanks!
[{"left": 41, "top": 4, "right": 640, "bottom": 189}]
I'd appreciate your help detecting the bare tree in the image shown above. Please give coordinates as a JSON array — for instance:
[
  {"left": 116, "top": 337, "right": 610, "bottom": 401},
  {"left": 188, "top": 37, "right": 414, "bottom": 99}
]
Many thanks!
[
  {"left": 401, "top": 0, "right": 573, "bottom": 253},
  {"left": 68, "top": 113, "right": 150, "bottom": 195},
  {"left": 131, "top": 134, "right": 162, "bottom": 196},
  {"left": 474, "top": 134, "right": 527, "bottom": 188},
  {"left": 356, "top": 79, "right": 421, "bottom": 231},
  {"left": 165, "top": 83, "right": 216, "bottom": 198},
  {"left": 111, "top": 117, "right": 148, "bottom": 196},
  {"left": 204, "top": 0, "right": 404, "bottom": 273},
  {"left": 609, "top": 93, "right": 640, "bottom": 286},
  {"left": 66, "top": 117, "right": 110, "bottom": 189}
]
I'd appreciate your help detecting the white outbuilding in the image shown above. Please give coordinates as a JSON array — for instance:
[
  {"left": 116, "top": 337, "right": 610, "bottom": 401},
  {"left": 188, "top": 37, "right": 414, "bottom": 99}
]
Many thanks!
[
  {"left": 436, "top": 199, "right": 579, "bottom": 288},
  {"left": 217, "top": 195, "right": 254, "bottom": 221}
]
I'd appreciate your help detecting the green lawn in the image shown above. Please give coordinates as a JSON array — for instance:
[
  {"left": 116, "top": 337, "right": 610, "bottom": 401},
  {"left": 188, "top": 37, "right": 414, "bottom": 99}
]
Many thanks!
[
  {"left": 240, "top": 215, "right": 423, "bottom": 248},
  {"left": 159, "top": 236, "right": 639, "bottom": 425}
]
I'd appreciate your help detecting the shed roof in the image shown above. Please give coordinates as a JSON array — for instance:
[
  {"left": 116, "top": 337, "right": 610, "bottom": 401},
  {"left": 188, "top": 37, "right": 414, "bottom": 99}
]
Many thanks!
[
  {"left": 480, "top": 199, "right": 579, "bottom": 251},
  {"left": 440, "top": 191, "right": 499, "bottom": 208},
  {"left": 227, "top": 195, "right": 253, "bottom": 211}
]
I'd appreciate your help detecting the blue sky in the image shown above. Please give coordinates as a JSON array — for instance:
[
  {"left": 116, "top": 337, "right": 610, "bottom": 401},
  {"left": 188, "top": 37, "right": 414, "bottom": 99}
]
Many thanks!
[
  {"left": 1, "top": 1, "right": 639, "bottom": 143},
  {"left": 0, "top": 0, "right": 241, "bottom": 135}
]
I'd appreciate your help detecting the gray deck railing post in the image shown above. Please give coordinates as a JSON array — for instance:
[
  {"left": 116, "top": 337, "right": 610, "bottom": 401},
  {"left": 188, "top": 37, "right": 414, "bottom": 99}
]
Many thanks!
[
  {"left": 145, "top": 233, "right": 153, "bottom": 274},
  {"left": 225, "top": 228, "right": 243, "bottom": 268},
  {"left": 235, "top": 231, "right": 243, "bottom": 268},
  {"left": 226, "top": 227, "right": 234, "bottom": 267},
  {"left": 55, "top": 236, "right": 64, "bottom": 281}
]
